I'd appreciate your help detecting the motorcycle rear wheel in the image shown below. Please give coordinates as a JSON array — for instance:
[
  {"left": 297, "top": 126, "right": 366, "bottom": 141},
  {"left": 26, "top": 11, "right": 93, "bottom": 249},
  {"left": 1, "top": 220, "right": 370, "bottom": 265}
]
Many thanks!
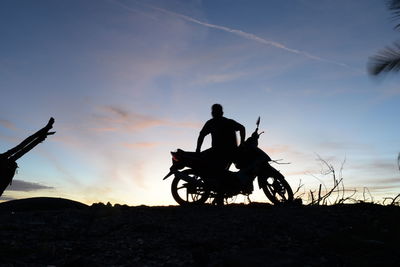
[
  {"left": 261, "top": 172, "right": 293, "bottom": 204},
  {"left": 171, "top": 170, "right": 210, "bottom": 206}
]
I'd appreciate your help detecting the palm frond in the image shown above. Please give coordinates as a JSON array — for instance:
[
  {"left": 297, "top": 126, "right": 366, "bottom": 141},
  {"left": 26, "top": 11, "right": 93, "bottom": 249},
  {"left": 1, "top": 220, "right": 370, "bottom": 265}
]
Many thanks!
[
  {"left": 388, "top": 0, "right": 400, "bottom": 9},
  {"left": 388, "top": 0, "right": 400, "bottom": 11},
  {"left": 388, "top": 0, "right": 400, "bottom": 29},
  {"left": 368, "top": 42, "right": 400, "bottom": 75}
]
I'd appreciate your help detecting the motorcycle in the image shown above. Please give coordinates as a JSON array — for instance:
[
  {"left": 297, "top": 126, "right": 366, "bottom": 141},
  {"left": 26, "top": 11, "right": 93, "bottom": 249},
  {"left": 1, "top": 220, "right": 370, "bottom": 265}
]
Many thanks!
[{"left": 163, "top": 117, "right": 293, "bottom": 205}]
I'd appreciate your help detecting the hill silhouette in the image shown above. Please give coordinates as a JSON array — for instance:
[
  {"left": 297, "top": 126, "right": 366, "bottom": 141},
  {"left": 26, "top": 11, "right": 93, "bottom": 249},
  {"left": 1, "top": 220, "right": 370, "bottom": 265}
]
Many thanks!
[
  {"left": 0, "top": 198, "right": 399, "bottom": 266},
  {"left": 0, "top": 197, "right": 87, "bottom": 212}
]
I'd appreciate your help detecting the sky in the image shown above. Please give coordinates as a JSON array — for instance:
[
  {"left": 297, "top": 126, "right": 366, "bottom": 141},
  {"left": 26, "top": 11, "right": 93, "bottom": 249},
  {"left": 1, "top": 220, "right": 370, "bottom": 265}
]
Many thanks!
[{"left": 1, "top": 0, "right": 399, "bottom": 205}]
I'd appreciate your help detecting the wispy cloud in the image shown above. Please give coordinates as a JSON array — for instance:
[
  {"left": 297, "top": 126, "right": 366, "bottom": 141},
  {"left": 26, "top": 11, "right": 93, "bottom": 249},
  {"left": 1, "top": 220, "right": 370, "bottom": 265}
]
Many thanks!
[
  {"left": 194, "top": 72, "right": 247, "bottom": 85},
  {"left": 362, "top": 177, "right": 400, "bottom": 187},
  {"left": 120, "top": 2, "right": 355, "bottom": 70},
  {"left": 7, "top": 180, "right": 54, "bottom": 192},
  {"left": 92, "top": 127, "right": 119, "bottom": 132},
  {"left": 0, "top": 196, "right": 15, "bottom": 201},
  {"left": 261, "top": 144, "right": 312, "bottom": 160},
  {"left": 365, "top": 184, "right": 400, "bottom": 191},
  {"left": 317, "top": 141, "right": 374, "bottom": 152},
  {"left": 263, "top": 145, "right": 291, "bottom": 154},
  {"left": 0, "top": 118, "right": 16, "bottom": 130},
  {"left": 286, "top": 169, "right": 321, "bottom": 176},
  {"left": 92, "top": 105, "right": 201, "bottom": 133},
  {"left": 350, "top": 160, "right": 397, "bottom": 172},
  {"left": 93, "top": 106, "right": 166, "bottom": 132},
  {"left": 123, "top": 142, "right": 159, "bottom": 149}
]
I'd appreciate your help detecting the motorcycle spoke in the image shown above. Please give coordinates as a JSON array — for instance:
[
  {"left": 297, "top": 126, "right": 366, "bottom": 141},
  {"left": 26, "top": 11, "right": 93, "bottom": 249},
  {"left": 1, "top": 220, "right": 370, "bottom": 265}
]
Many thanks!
[
  {"left": 260, "top": 173, "right": 293, "bottom": 205},
  {"left": 171, "top": 171, "right": 210, "bottom": 205}
]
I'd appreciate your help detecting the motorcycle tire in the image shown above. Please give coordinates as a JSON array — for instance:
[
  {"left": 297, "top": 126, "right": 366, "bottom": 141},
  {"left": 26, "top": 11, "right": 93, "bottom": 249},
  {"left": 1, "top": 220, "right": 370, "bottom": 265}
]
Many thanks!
[
  {"left": 171, "top": 170, "right": 210, "bottom": 206},
  {"left": 260, "top": 170, "right": 293, "bottom": 204}
]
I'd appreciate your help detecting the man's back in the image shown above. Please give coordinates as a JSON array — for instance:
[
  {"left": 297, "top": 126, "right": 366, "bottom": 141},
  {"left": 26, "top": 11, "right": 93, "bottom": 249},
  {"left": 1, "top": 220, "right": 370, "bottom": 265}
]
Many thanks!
[
  {"left": 196, "top": 104, "right": 245, "bottom": 157},
  {"left": 200, "top": 116, "right": 242, "bottom": 152}
]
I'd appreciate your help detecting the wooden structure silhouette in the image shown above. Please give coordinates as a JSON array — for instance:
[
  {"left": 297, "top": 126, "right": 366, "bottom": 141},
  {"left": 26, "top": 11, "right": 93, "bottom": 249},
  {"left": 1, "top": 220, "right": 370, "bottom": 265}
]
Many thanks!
[{"left": 0, "top": 118, "right": 55, "bottom": 197}]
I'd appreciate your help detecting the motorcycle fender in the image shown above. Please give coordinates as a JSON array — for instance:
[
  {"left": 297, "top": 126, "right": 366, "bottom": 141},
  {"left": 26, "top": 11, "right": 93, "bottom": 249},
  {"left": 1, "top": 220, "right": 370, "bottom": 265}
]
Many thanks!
[
  {"left": 175, "top": 171, "right": 197, "bottom": 184},
  {"left": 257, "top": 165, "right": 284, "bottom": 189}
]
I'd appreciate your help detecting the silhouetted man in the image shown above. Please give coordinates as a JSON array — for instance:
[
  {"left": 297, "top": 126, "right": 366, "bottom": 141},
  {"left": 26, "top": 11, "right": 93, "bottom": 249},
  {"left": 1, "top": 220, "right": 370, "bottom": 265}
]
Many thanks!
[
  {"left": 0, "top": 118, "right": 55, "bottom": 197},
  {"left": 196, "top": 104, "right": 245, "bottom": 170}
]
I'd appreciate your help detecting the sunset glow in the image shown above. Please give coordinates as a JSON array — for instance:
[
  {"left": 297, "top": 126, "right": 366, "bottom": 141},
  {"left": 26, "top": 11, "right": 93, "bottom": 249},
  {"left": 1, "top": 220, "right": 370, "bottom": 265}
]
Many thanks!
[{"left": 1, "top": 0, "right": 399, "bottom": 205}]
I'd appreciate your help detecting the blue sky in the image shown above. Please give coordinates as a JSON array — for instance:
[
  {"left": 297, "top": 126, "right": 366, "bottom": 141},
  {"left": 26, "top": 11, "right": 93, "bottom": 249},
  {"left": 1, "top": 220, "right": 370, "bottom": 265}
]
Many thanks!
[{"left": 1, "top": 0, "right": 399, "bottom": 205}]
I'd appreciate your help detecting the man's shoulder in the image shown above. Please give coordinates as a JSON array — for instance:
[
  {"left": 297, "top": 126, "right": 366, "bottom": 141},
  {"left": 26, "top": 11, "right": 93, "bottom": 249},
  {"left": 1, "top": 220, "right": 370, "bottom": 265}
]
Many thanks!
[
  {"left": 225, "top": 117, "right": 236, "bottom": 122},
  {"left": 203, "top": 117, "right": 242, "bottom": 127},
  {"left": 224, "top": 117, "right": 242, "bottom": 126},
  {"left": 200, "top": 119, "right": 214, "bottom": 132},
  {"left": 203, "top": 118, "right": 215, "bottom": 126}
]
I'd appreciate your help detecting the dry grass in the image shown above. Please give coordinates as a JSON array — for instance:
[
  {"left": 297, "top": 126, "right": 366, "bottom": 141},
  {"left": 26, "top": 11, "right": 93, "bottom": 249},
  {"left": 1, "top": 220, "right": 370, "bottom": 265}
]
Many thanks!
[{"left": 292, "top": 155, "right": 399, "bottom": 206}]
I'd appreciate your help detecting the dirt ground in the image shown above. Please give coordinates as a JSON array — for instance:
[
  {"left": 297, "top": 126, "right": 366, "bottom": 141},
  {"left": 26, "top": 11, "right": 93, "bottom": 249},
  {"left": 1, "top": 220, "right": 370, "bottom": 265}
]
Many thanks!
[{"left": 0, "top": 198, "right": 399, "bottom": 266}]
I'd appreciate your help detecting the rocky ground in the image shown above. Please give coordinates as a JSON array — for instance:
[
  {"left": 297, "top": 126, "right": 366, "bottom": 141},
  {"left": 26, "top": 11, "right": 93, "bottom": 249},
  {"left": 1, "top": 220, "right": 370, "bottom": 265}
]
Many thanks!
[{"left": 0, "top": 198, "right": 399, "bottom": 266}]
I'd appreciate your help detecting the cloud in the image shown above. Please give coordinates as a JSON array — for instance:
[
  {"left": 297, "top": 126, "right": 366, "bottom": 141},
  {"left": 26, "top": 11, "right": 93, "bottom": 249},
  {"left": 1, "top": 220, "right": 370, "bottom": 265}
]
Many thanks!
[
  {"left": 263, "top": 145, "right": 291, "bottom": 154},
  {"left": 317, "top": 141, "right": 373, "bottom": 151},
  {"left": 0, "top": 119, "right": 16, "bottom": 130},
  {"left": 0, "top": 196, "right": 15, "bottom": 201},
  {"left": 261, "top": 144, "right": 312, "bottom": 160},
  {"left": 123, "top": 142, "right": 159, "bottom": 149},
  {"left": 93, "top": 105, "right": 166, "bottom": 132},
  {"left": 92, "top": 105, "right": 201, "bottom": 133},
  {"left": 286, "top": 169, "right": 319, "bottom": 176},
  {"left": 7, "top": 180, "right": 54, "bottom": 192},
  {"left": 363, "top": 177, "right": 400, "bottom": 186},
  {"left": 173, "top": 121, "right": 202, "bottom": 128},
  {"left": 365, "top": 184, "right": 400, "bottom": 191},
  {"left": 194, "top": 72, "right": 247, "bottom": 85},
  {"left": 375, "top": 177, "right": 400, "bottom": 185},
  {"left": 92, "top": 127, "right": 119, "bottom": 132},
  {"left": 134, "top": 3, "right": 355, "bottom": 70},
  {"left": 344, "top": 177, "right": 400, "bottom": 195},
  {"left": 37, "top": 149, "right": 83, "bottom": 187},
  {"left": 350, "top": 159, "right": 398, "bottom": 172},
  {"left": 0, "top": 133, "right": 18, "bottom": 143}
]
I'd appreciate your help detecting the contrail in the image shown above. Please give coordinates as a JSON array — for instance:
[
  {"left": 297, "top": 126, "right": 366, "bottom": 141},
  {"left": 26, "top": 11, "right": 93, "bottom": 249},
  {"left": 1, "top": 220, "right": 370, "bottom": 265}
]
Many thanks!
[
  {"left": 113, "top": 0, "right": 355, "bottom": 70},
  {"left": 147, "top": 5, "right": 354, "bottom": 69}
]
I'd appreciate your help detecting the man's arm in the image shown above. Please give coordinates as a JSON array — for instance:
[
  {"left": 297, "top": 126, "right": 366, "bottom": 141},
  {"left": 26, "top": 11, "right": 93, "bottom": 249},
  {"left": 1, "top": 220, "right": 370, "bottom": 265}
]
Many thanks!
[
  {"left": 231, "top": 119, "right": 245, "bottom": 145},
  {"left": 196, "top": 132, "right": 206, "bottom": 153},
  {"left": 196, "top": 122, "right": 210, "bottom": 153},
  {"left": 238, "top": 124, "right": 246, "bottom": 145}
]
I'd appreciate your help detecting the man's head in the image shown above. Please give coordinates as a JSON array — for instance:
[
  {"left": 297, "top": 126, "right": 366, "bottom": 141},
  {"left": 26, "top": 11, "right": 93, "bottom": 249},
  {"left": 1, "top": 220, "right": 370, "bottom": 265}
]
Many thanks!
[{"left": 211, "top": 104, "right": 223, "bottom": 118}]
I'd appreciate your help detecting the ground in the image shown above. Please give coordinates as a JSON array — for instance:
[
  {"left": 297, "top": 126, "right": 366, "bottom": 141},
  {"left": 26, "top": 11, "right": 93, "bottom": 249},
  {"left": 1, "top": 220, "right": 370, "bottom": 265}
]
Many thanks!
[{"left": 0, "top": 198, "right": 399, "bottom": 266}]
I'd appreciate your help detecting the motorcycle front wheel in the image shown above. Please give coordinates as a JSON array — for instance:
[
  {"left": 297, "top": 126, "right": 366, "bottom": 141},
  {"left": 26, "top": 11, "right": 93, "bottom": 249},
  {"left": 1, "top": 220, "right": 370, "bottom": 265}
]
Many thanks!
[
  {"left": 171, "top": 170, "right": 210, "bottom": 206},
  {"left": 260, "top": 170, "right": 293, "bottom": 204}
]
